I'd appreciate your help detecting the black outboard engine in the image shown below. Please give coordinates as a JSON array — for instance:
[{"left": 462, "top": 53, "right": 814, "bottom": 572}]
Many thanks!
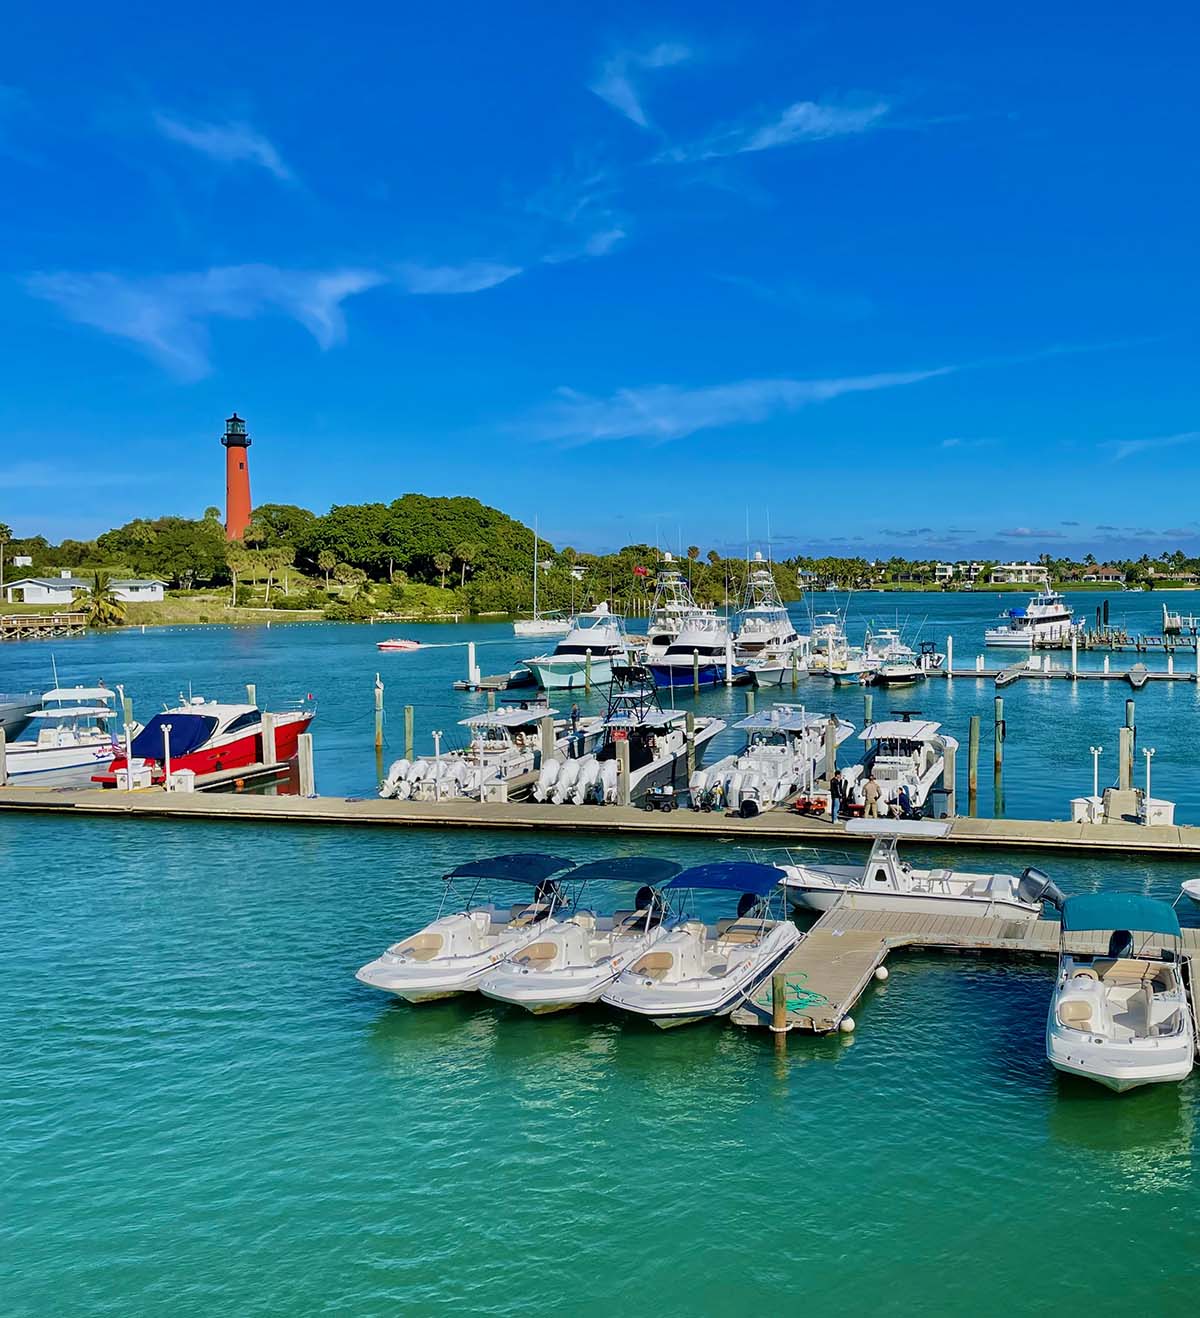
[{"left": 1017, "top": 866, "right": 1066, "bottom": 910}]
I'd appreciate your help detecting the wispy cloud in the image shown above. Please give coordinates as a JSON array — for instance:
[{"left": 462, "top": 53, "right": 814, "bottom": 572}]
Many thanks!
[
  {"left": 26, "top": 264, "right": 384, "bottom": 379},
  {"left": 661, "top": 98, "right": 890, "bottom": 163},
  {"left": 153, "top": 112, "right": 293, "bottom": 181},
  {"left": 521, "top": 367, "right": 952, "bottom": 447},
  {"left": 525, "top": 164, "right": 629, "bottom": 263},
  {"left": 1061, "top": 520, "right": 1080, "bottom": 526},
  {"left": 717, "top": 274, "right": 874, "bottom": 321},
  {"left": 395, "top": 262, "right": 522, "bottom": 294},
  {"left": 1107, "top": 429, "right": 1200, "bottom": 462},
  {"left": 590, "top": 43, "right": 691, "bottom": 128},
  {"left": 996, "top": 527, "right": 1064, "bottom": 539}
]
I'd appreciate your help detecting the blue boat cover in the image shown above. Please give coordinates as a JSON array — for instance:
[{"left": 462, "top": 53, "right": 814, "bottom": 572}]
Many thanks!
[
  {"left": 1061, "top": 892, "right": 1181, "bottom": 938},
  {"left": 445, "top": 853, "right": 575, "bottom": 884},
  {"left": 664, "top": 861, "right": 787, "bottom": 895},
  {"left": 564, "top": 857, "right": 682, "bottom": 885},
  {"left": 130, "top": 713, "right": 219, "bottom": 759},
  {"left": 1009, "top": 608, "right": 1027, "bottom": 618}
]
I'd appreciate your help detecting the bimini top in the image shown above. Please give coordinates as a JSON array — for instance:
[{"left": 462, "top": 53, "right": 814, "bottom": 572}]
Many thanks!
[
  {"left": 41, "top": 686, "right": 116, "bottom": 703},
  {"left": 1061, "top": 893, "right": 1181, "bottom": 939},
  {"left": 564, "top": 857, "right": 682, "bottom": 885},
  {"left": 735, "top": 708, "right": 833, "bottom": 734},
  {"left": 459, "top": 706, "right": 558, "bottom": 728},
  {"left": 445, "top": 853, "right": 575, "bottom": 884},
  {"left": 604, "top": 710, "right": 686, "bottom": 729},
  {"left": 859, "top": 720, "right": 947, "bottom": 743},
  {"left": 664, "top": 861, "right": 787, "bottom": 896}
]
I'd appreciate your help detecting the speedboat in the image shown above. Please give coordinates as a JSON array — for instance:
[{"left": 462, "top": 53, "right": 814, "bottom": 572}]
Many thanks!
[
  {"left": 356, "top": 853, "right": 576, "bottom": 1002},
  {"left": 1181, "top": 878, "right": 1200, "bottom": 907},
  {"left": 868, "top": 629, "right": 924, "bottom": 686},
  {"left": 777, "top": 819, "right": 1064, "bottom": 916},
  {"left": 376, "top": 637, "right": 422, "bottom": 651},
  {"left": 601, "top": 862, "right": 800, "bottom": 1028},
  {"left": 691, "top": 707, "right": 854, "bottom": 817},
  {"left": 986, "top": 588, "right": 1079, "bottom": 648},
  {"left": 639, "top": 554, "right": 699, "bottom": 664},
  {"left": 3, "top": 685, "right": 132, "bottom": 778},
  {"left": 478, "top": 857, "right": 682, "bottom": 1013},
  {"left": 841, "top": 718, "right": 958, "bottom": 817},
  {"left": 531, "top": 666, "right": 725, "bottom": 805},
  {"left": 524, "top": 605, "right": 629, "bottom": 690},
  {"left": 1047, "top": 893, "right": 1195, "bottom": 1092},
  {"left": 645, "top": 609, "right": 737, "bottom": 689},
  {"left": 380, "top": 702, "right": 604, "bottom": 801},
  {"left": 94, "top": 694, "right": 315, "bottom": 785}
]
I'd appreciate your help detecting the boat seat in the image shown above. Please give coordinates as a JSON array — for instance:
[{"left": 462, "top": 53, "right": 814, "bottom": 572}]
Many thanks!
[
  {"left": 1093, "top": 958, "right": 1158, "bottom": 984},
  {"left": 513, "top": 942, "right": 557, "bottom": 969},
  {"left": 509, "top": 902, "right": 552, "bottom": 928},
  {"left": 396, "top": 933, "right": 444, "bottom": 962},
  {"left": 1057, "top": 999, "right": 1093, "bottom": 1029},
  {"left": 719, "top": 924, "right": 766, "bottom": 944},
  {"left": 631, "top": 952, "right": 674, "bottom": 980}
]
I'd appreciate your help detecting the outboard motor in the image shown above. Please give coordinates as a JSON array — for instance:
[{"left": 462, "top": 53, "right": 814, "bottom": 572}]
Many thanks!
[
  {"left": 533, "top": 758, "right": 561, "bottom": 802},
  {"left": 1017, "top": 866, "right": 1066, "bottom": 910}
]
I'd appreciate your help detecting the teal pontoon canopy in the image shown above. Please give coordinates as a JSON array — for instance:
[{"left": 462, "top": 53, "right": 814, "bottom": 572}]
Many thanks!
[{"left": 1060, "top": 893, "right": 1181, "bottom": 938}]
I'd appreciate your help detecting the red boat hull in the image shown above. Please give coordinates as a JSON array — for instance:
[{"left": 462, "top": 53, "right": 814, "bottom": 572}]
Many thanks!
[{"left": 95, "top": 712, "right": 314, "bottom": 785}]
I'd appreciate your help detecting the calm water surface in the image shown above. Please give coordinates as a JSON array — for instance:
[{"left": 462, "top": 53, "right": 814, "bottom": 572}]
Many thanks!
[{"left": 3, "top": 594, "right": 1199, "bottom": 1314}]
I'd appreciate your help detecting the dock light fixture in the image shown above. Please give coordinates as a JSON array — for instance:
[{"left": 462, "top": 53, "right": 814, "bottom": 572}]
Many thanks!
[
  {"left": 1143, "top": 746, "right": 1156, "bottom": 801},
  {"left": 1089, "top": 745, "right": 1103, "bottom": 800}
]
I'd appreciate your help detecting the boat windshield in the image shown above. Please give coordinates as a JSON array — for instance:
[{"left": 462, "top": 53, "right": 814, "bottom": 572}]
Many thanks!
[{"left": 130, "top": 713, "right": 220, "bottom": 758}]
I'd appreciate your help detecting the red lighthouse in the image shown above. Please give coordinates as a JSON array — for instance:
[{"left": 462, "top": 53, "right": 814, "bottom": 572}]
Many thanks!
[{"left": 221, "top": 413, "right": 253, "bottom": 542}]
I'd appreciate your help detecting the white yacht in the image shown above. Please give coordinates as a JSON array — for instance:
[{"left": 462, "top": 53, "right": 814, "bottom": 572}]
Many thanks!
[
  {"left": 524, "top": 605, "right": 629, "bottom": 690},
  {"left": 478, "top": 857, "right": 682, "bottom": 1013},
  {"left": 985, "top": 588, "right": 1080, "bottom": 648},
  {"left": 807, "top": 611, "right": 848, "bottom": 674},
  {"left": 602, "top": 862, "right": 800, "bottom": 1028},
  {"left": 690, "top": 707, "right": 854, "bottom": 817},
  {"left": 777, "top": 820, "right": 1064, "bottom": 916},
  {"left": 379, "top": 702, "right": 604, "bottom": 801},
  {"left": 2, "top": 686, "right": 132, "bottom": 778},
  {"left": 0, "top": 690, "right": 40, "bottom": 738},
  {"left": 646, "top": 610, "right": 737, "bottom": 689},
  {"left": 841, "top": 719, "right": 958, "bottom": 816},
  {"left": 355, "top": 853, "right": 576, "bottom": 1002},
  {"left": 531, "top": 666, "right": 725, "bottom": 805},
  {"left": 734, "top": 554, "right": 805, "bottom": 685},
  {"left": 868, "top": 629, "right": 925, "bottom": 686},
  {"left": 1047, "top": 894, "right": 1195, "bottom": 1092},
  {"left": 513, "top": 525, "right": 573, "bottom": 638},
  {"left": 640, "top": 554, "right": 701, "bottom": 664}
]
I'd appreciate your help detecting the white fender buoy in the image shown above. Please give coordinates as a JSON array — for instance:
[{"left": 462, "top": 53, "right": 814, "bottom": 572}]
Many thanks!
[
  {"left": 874, "top": 966, "right": 889, "bottom": 982},
  {"left": 839, "top": 1016, "right": 856, "bottom": 1033}
]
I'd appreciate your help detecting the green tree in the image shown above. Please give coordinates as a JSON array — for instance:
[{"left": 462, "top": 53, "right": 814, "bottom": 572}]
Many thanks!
[
  {"left": 0, "top": 522, "right": 11, "bottom": 591},
  {"left": 75, "top": 572, "right": 126, "bottom": 627},
  {"left": 433, "top": 551, "right": 452, "bottom": 589},
  {"left": 317, "top": 549, "right": 336, "bottom": 590},
  {"left": 455, "top": 543, "right": 476, "bottom": 588}
]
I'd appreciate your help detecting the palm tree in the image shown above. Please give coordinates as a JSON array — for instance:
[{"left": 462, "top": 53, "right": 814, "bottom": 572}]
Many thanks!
[
  {"left": 225, "top": 547, "right": 249, "bottom": 608},
  {"left": 687, "top": 545, "right": 700, "bottom": 562},
  {"left": 455, "top": 543, "right": 476, "bottom": 588},
  {"left": 433, "top": 552, "right": 452, "bottom": 589},
  {"left": 75, "top": 571, "right": 127, "bottom": 627},
  {"left": 317, "top": 550, "right": 336, "bottom": 590},
  {"left": 0, "top": 522, "right": 11, "bottom": 593},
  {"left": 334, "top": 562, "right": 367, "bottom": 598}
]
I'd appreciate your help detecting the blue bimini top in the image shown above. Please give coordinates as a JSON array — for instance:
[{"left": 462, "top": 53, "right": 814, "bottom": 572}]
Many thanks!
[
  {"left": 663, "top": 862, "right": 786, "bottom": 896},
  {"left": 445, "top": 853, "right": 576, "bottom": 885},
  {"left": 1060, "top": 892, "right": 1181, "bottom": 938}
]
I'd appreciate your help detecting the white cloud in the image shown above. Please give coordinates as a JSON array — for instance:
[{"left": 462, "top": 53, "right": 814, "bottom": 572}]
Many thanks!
[
  {"left": 395, "top": 262, "right": 522, "bottom": 294},
  {"left": 661, "top": 98, "right": 890, "bottom": 163},
  {"left": 1107, "top": 430, "right": 1200, "bottom": 462},
  {"left": 26, "top": 264, "right": 384, "bottom": 379},
  {"left": 590, "top": 43, "right": 691, "bottom": 128},
  {"left": 522, "top": 367, "right": 952, "bottom": 447},
  {"left": 153, "top": 112, "right": 293, "bottom": 181},
  {"left": 996, "top": 527, "right": 1063, "bottom": 539}
]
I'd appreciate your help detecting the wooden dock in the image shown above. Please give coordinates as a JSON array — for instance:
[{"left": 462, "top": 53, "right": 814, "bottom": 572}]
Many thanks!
[
  {"left": 1, "top": 612, "right": 87, "bottom": 641},
  {"left": 5, "top": 784, "right": 1200, "bottom": 855},
  {"left": 947, "top": 663, "right": 1194, "bottom": 687},
  {"left": 730, "top": 906, "right": 1200, "bottom": 1034}
]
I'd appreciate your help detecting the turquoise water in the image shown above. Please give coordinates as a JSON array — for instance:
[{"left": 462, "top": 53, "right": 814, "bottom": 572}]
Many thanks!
[{"left": 4, "top": 596, "right": 1200, "bottom": 1314}]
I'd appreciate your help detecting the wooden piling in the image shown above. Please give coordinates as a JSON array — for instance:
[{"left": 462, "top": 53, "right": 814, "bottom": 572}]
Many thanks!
[
  {"left": 404, "top": 705, "right": 414, "bottom": 761},
  {"left": 374, "top": 675, "right": 384, "bottom": 749},
  {"left": 616, "top": 738, "right": 631, "bottom": 806},
  {"left": 744, "top": 689, "right": 755, "bottom": 716},
  {"left": 824, "top": 717, "right": 838, "bottom": 782},
  {"left": 771, "top": 973, "right": 788, "bottom": 1038},
  {"left": 261, "top": 712, "right": 278, "bottom": 765},
  {"left": 791, "top": 650, "right": 799, "bottom": 688},
  {"left": 863, "top": 691, "right": 873, "bottom": 727},
  {"left": 941, "top": 741, "right": 957, "bottom": 817},
  {"left": 686, "top": 711, "right": 696, "bottom": 777},
  {"left": 122, "top": 694, "right": 134, "bottom": 727},
  {"left": 585, "top": 648, "right": 592, "bottom": 693},
  {"left": 487, "top": 689, "right": 496, "bottom": 711},
  {"left": 993, "top": 696, "right": 1005, "bottom": 818},
  {"left": 967, "top": 714, "right": 980, "bottom": 816},
  {"left": 1119, "top": 726, "right": 1134, "bottom": 791},
  {"left": 539, "top": 715, "right": 557, "bottom": 768},
  {"left": 946, "top": 634, "right": 953, "bottom": 676},
  {"left": 297, "top": 732, "right": 315, "bottom": 796},
  {"left": 246, "top": 683, "right": 257, "bottom": 708},
  {"left": 0, "top": 728, "right": 6, "bottom": 788},
  {"left": 692, "top": 649, "right": 700, "bottom": 693}
]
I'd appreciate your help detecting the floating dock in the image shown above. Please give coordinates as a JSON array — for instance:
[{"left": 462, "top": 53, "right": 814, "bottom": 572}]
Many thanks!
[
  {"left": 730, "top": 906, "right": 1200, "bottom": 1034},
  {"left": 5, "top": 785, "right": 1200, "bottom": 855}
]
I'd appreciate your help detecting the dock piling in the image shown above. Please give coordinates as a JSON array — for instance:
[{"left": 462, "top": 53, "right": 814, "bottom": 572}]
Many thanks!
[
  {"left": 692, "top": 649, "right": 700, "bottom": 693},
  {"left": 616, "top": 738, "right": 631, "bottom": 806},
  {"left": 487, "top": 689, "right": 496, "bottom": 711},
  {"left": 967, "top": 715, "right": 979, "bottom": 816},
  {"left": 467, "top": 643, "right": 480, "bottom": 687},
  {"left": 686, "top": 711, "right": 696, "bottom": 777},
  {"left": 374, "top": 674, "right": 384, "bottom": 749},
  {"left": 946, "top": 634, "right": 953, "bottom": 677},
  {"left": 297, "top": 733, "right": 315, "bottom": 796},
  {"left": 863, "top": 691, "right": 873, "bottom": 726},
  {"left": 824, "top": 716, "right": 838, "bottom": 782},
  {"left": 0, "top": 729, "right": 6, "bottom": 788},
  {"left": 539, "top": 715, "right": 556, "bottom": 768},
  {"left": 791, "top": 650, "right": 799, "bottom": 688},
  {"left": 1119, "top": 726, "right": 1134, "bottom": 791},
  {"left": 585, "top": 649, "right": 592, "bottom": 693},
  {"left": 246, "top": 683, "right": 257, "bottom": 708},
  {"left": 1071, "top": 632, "right": 1078, "bottom": 677},
  {"left": 993, "top": 696, "right": 1005, "bottom": 817},
  {"left": 744, "top": 689, "right": 755, "bottom": 716},
  {"left": 261, "top": 712, "right": 278, "bottom": 765},
  {"left": 941, "top": 740, "right": 957, "bottom": 817},
  {"left": 404, "top": 705, "right": 414, "bottom": 761},
  {"left": 724, "top": 637, "right": 734, "bottom": 687},
  {"left": 770, "top": 973, "right": 788, "bottom": 1042}
]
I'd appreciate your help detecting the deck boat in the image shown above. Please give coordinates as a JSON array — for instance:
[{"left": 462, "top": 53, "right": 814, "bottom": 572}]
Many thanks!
[
  {"left": 601, "top": 862, "right": 800, "bottom": 1028},
  {"left": 841, "top": 718, "right": 958, "bottom": 816},
  {"left": 356, "top": 853, "right": 576, "bottom": 1003},
  {"left": 1046, "top": 893, "right": 1195, "bottom": 1092},
  {"left": 691, "top": 706, "right": 854, "bottom": 817},
  {"left": 478, "top": 857, "right": 682, "bottom": 1013},
  {"left": 4, "top": 686, "right": 131, "bottom": 778},
  {"left": 985, "top": 588, "right": 1080, "bottom": 648},
  {"left": 523, "top": 605, "right": 629, "bottom": 690},
  {"left": 776, "top": 820, "right": 1064, "bottom": 916}
]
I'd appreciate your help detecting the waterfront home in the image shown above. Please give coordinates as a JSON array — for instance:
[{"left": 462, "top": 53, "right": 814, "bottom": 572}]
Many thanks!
[{"left": 2, "top": 574, "right": 167, "bottom": 605}]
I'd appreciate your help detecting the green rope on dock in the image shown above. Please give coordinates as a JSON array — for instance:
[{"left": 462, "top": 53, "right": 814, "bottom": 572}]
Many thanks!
[{"left": 752, "top": 974, "right": 829, "bottom": 1012}]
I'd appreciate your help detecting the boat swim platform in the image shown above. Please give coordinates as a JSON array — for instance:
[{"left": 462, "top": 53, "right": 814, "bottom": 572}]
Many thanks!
[
  {"left": 730, "top": 906, "right": 1200, "bottom": 1035},
  {"left": 6, "top": 784, "right": 1200, "bottom": 856}
]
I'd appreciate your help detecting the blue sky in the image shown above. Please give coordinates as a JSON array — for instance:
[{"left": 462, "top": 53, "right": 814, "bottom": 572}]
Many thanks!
[{"left": 3, "top": 1, "right": 1198, "bottom": 559}]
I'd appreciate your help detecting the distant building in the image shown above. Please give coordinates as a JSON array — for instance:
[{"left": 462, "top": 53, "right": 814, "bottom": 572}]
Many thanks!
[
  {"left": 3, "top": 572, "right": 166, "bottom": 605},
  {"left": 12, "top": 554, "right": 32, "bottom": 568},
  {"left": 936, "top": 561, "right": 985, "bottom": 583},
  {"left": 990, "top": 561, "right": 1049, "bottom": 585},
  {"left": 112, "top": 579, "right": 167, "bottom": 603},
  {"left": 1081, "top": 565, "right": 1125, "bottom": 584}
]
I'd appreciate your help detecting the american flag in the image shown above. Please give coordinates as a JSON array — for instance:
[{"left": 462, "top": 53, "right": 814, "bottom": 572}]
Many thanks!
[{"left": 632, "top": 565, "right": 649, "bottom": 577}]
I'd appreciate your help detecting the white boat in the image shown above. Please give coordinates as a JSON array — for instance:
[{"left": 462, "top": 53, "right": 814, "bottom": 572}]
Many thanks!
[
  {"left": 1046, "top": 893, "right": 1195, "bottom": 1092},
  {"left": 0, "top": 690, "right": 40, "bottom": 738},
  {"left": 513, "top": 523, "right": 573, "bottom": 638},
  {"left": 868, "top": 628, "right": 925, "bottom": 686},
  {"left": 1181, "top": 878, "right": 1200, "bottom": 906},
  {"left": 2, "top": 686, "right": 132, "bottom": 778},
  {"left": 777, "top": 819, "right": 1064, "bottom": 916},
  {"left": 602, "top": 862, "right": 800, "bottom": 1028},
  {"left": 985, "top": 588, "right": 1080, "bottom": 648},
  {"left": 645, "top": 609, "right": 737, "bottom": 689},
  {"left": 379, "top": 702, "right": 604, "bottom": 801},
  {"left": 690, "top": 706, "right": 854, "bottom": 817},
  {"left": 734, "top": 553, "right": 805, "bottom": 678},
  {"left": 840, "top": 719, "right": 957, "bottom": 817},
  {"left": 523, "top": 605, "right": 629, "bottom": 690},
  {"left": 355, "top": 853, "right": 577, "bottom": 1003},
  {"left": 640, "top": 554, "right": 701, "bottom": 664},
  {"left": 531, "top": 666, "right": 725, "bottom": 805},
  {"left": 478, "top": 857, "right": 682, "bottom": 1013},
  {"left": 828, "top": 647, "right": 875, "bottom": 686},
  {"left": 806, "top": 611, "right": 848, "bottom": 674}
]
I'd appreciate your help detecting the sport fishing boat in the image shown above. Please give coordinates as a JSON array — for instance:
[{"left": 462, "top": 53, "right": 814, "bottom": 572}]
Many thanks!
[
  {"left": 513, "top": 524, "right": 573, "bottom": 638},
  {"left": 1046, "top": 893, "right": 1195, "bottom": 1092},
  {"left": 640, "top": 554, "right": 701, "bottom": 664},
  {"left": 690, "top": 707, "right": 854, "bottom": 817},
  {"left": 531, "top": 666, "right": 725, "bottom": 806},
  {"left": 985, "top": 588, "right": 1080, "bottom": 648},
  {"left": 807, "top": 611, "right": 850, "bottom": 674},
  {"left": 734, "top": 553, "right": 804, "bottom": 680},
  {"left": 523, "top": 605, "right": 629, "bottom": 690},
  {"left": 868, "top": 629, "right": 924, "bottom": 686},
  {"left": 601, "top": 862, "right": 799, "bottom": 1028},
  {"left": 94, "top": 694, "right": 315, "bottom": 786},
  {"left": 827, "top": 643, "right": 877, "bottom": 687},
  {"left": 355, "top": 853, "right": 576, "bottom": 1003},
  {"left": 379, "top": 702, "right": 604, "bottom": 801},
  {"left": 776, "top": 820, "right": 1064, "bottom": 916},
  {"left": 645, "top": 609, "right": 737, "bottom": 689},
  {"left": 0, "top": 690, "right": 40, "bottom": 738},
  {"left": 841, "top": 718, "right": 957, "bottom": 816},
  {"left": 3, "top": 686, "right": 131, "bottom": 778},
  {"left": 478, "top": 857, "right": 682, "bottom": 1013}
]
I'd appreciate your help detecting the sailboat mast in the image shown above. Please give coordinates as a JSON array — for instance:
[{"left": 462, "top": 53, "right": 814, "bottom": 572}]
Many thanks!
[{"left": 532, "top": 520, "right": 538, "bottom": 620}]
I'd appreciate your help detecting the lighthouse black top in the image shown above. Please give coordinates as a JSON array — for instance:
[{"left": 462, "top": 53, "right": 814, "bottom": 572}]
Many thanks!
[{"left": 222, "top": 414, "right": 251, "bottom": 448}]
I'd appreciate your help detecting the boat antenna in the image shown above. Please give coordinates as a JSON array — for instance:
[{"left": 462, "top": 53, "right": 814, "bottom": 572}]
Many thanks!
[{"left": 50, "top": 651, "right": 60, "bottom": 691}]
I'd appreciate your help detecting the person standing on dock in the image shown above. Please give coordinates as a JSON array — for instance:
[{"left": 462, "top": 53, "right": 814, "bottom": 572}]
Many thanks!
[
  {"left": 570, "top": 702, "right": 580, "bottom": 733},
  {"left": 863, "top": 774, "right": 881, "bottom": 818},
  {"left": 829, "top": 769, "right": 844, "bottom": 823}
]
